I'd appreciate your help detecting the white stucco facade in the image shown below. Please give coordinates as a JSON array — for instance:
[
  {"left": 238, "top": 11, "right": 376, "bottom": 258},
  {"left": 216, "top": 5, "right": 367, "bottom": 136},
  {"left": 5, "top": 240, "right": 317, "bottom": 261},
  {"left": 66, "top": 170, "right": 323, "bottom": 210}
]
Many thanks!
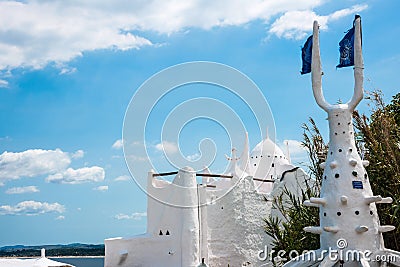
[{"left": 105, "top": 133, "right": 310, "bottom": 267}]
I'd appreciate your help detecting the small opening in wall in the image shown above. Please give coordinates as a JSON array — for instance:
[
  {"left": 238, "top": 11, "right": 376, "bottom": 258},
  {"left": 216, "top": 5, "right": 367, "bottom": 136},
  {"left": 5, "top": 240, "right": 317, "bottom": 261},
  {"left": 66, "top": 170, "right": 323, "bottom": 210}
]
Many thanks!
[
  {"left": 254, "top": 164, "right": 256, "bottom": 167},
  {"left": 352, "top": 171, "right": 358, "bottom": 177},
  {"left": 335, "top": 133, "right": 338, "bottom": 135},
  {"left": 338, "top": 123, "right": 341, "bottom": 125},
  {"left": 335, "top": 173, "right": 340, "bottom": 178},
  {"left": 355, "top": 211, "right": 360, "bottom": 215},
  {"left": 324, "top": 176, "right": 327, "bottom": 180},
  {"left": 159, "top": 230, "right": 163, "bottom": 235},
  {"left": 331, "top": 152, "right": 333, "bottom": 155},
  {"left": 166, "top": 230, "right": 170, "bottom": 235},
  {"left": 343, "top": 131, "right": 345, "bottom": 134},
  {"left": 324, "top": 212, "right": 327, "bottom": 216},
  {"left": 221, "top": 206, "right": 223, "bottom": 210},
  {"left": 364, "top": 174, "right": 368, "bottom": 179},
  {"left": 337, "top": 212, "right": 342, "bottom": 216},
  {"left": 339, "top": 149, "right": 342, "bottom": 152},
  {"left": 349, "top": 148, "right": 353, "bottom": 152},
  {"left": 256, "top": 156, "right": 258, "bottom": 158},
  {"left": 272, "top": 163, "right": 274, "bottom": 167},
  {"left": 370, "top": 211, "right": 373, "bottom": 215}
]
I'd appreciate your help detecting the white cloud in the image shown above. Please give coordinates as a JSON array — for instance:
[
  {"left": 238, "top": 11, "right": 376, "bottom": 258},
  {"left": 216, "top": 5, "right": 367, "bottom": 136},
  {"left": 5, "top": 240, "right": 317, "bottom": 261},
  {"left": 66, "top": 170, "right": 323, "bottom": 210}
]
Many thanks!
[
  {"left": 71, "top": 150, "right": 84, "bottom": 159},
  {"left": 46, "top": 166, "right": 105, "bottom": 184},
  {"left": 127, "top": 155, "right": 147, "bottom": 162},
  {"left": 328, "top": 4, "right": 368, "bottom": 21},
  {"left": 93, "top": 185, "right": 109, "bottom": 192},
  {"left": 0, "top": 201, "right": 65, "bottom": 216},
  {"left": 269, "top": 4, "right": 368, "bottom": 40},
  {"left": 55, "top": 215, "right": 65, "bottom": 220},
  {"left": 114, "top": 212, "right": 147, "bottom": 220},
  {"left": 283, "top": 139, "right": 307, "bottom": 154},
  {"left": 114, "top": 214, "right": 130, "bottom": 220},
  {"left": 131, "top": 141, "right": 142, "bottom": 146},
  {"left": 0, "top": 1, "right": 152, "bottom": 70},
  {"left": 0, "top": 148, "right": 105, "bottom": 186},
  {"left": 5, "top": 186, "right": 39, "bottom": 194},
  {"left": 59, "top": 67, "right": 77, "bottom": 75},
  {"left": 155, "top": 141, "right": 178, "bottom": 154},
  {"left": 0, "top": 0, "right": 366, "bottom": 70},
  {"left": 114, "top": 175, "right": 131, "bottom": 182},
  {"left": 0, "top": 149, "right": 71, "bottom": 184},
  {"left": 0, "top": 79, "right": 8, "bottom": 88},
  {"left": 112, "top": 139, "right": 123, "bottom": 150},
  {"left": 186, "top": 153, "right": 200, "bottom": 161},
  {"left": 0, "top": 136, "right": 11, "bottom": 142},
  {"left": 281, "top": 139, "right": 308, "bottom": 163},
  {"left": 269, "top": 10, "right": 326, "bottom": 40}
]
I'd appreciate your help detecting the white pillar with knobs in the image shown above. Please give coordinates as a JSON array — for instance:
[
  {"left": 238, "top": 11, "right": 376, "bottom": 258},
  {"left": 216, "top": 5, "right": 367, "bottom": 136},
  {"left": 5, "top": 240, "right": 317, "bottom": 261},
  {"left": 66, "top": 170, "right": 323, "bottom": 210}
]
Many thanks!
[{"left": 283, "top": 17, "right": 400, "bottom": 267}]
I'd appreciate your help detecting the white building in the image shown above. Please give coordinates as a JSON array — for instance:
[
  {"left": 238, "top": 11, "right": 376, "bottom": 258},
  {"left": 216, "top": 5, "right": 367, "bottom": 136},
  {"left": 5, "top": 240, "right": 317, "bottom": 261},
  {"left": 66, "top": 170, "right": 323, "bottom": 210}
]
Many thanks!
[
  {"left": 0, "top": 249, "right": 75, "bottom": 267},
  {"left": 105, "top": 133, "right": 310, "bottom": 267}
]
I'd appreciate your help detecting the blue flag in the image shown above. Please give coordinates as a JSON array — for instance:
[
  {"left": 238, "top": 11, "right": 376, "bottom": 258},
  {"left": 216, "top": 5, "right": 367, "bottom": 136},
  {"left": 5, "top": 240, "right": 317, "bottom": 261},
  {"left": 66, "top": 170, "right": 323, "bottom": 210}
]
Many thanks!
[
  {"left": 337, "top": 15, "right": 361, "bottom": 68},
  {"left": 301, "top": 35, "right": 313, "bottom": 75}
]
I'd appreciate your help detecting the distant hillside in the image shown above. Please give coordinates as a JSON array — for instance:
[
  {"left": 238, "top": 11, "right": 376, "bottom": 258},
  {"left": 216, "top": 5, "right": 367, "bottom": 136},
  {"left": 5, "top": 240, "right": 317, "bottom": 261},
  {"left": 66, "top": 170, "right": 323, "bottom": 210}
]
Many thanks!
[{"left": 0, "top": 243, "right": 104, "bottom": 257}]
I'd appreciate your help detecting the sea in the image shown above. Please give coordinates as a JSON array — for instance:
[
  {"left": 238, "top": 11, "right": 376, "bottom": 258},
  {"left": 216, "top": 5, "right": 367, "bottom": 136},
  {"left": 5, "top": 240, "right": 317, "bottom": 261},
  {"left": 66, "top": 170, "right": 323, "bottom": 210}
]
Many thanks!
[{"left": 50, "top": 257, "right": 104, "bottom": 267}]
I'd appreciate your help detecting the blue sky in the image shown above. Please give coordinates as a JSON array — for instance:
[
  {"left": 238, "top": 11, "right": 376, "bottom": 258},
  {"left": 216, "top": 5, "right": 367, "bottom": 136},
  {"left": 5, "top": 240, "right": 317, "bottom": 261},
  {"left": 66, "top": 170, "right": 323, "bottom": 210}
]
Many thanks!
[{"left": 0, "top": 0, "right": 399, "bottom": 246}]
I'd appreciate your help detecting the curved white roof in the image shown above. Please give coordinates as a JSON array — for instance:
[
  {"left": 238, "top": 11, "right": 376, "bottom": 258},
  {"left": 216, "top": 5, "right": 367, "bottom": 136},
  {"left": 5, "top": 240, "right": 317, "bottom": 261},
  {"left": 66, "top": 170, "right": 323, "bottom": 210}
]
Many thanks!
[
  {"left": 250, "top": 135, "right": 290, "bottom": 179},
  {"left": 220, "top": 132, "right": 295, "bottom": 194}
]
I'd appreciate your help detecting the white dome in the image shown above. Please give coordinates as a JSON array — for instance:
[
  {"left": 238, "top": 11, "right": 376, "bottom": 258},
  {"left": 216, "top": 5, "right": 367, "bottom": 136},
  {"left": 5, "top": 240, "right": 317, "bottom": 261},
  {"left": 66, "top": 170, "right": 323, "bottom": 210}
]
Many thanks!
[{"left": 250, "top": 136, "right": 290, "bottom": 179}]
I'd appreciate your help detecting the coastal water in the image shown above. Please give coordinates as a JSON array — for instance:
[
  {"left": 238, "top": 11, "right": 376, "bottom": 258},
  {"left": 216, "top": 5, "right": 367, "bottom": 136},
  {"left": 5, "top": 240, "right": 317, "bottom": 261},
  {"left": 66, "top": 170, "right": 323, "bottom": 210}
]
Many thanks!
[{"left": 50, "top": 257, "right": 104, "bottom": 267}]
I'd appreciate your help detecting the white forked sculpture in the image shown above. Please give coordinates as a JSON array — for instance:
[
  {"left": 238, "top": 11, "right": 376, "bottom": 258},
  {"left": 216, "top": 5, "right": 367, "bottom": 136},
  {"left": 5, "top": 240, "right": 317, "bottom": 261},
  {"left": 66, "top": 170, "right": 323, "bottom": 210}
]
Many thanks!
[{"left": 283, "top": 18, "right": 400, "bottom": 267}]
